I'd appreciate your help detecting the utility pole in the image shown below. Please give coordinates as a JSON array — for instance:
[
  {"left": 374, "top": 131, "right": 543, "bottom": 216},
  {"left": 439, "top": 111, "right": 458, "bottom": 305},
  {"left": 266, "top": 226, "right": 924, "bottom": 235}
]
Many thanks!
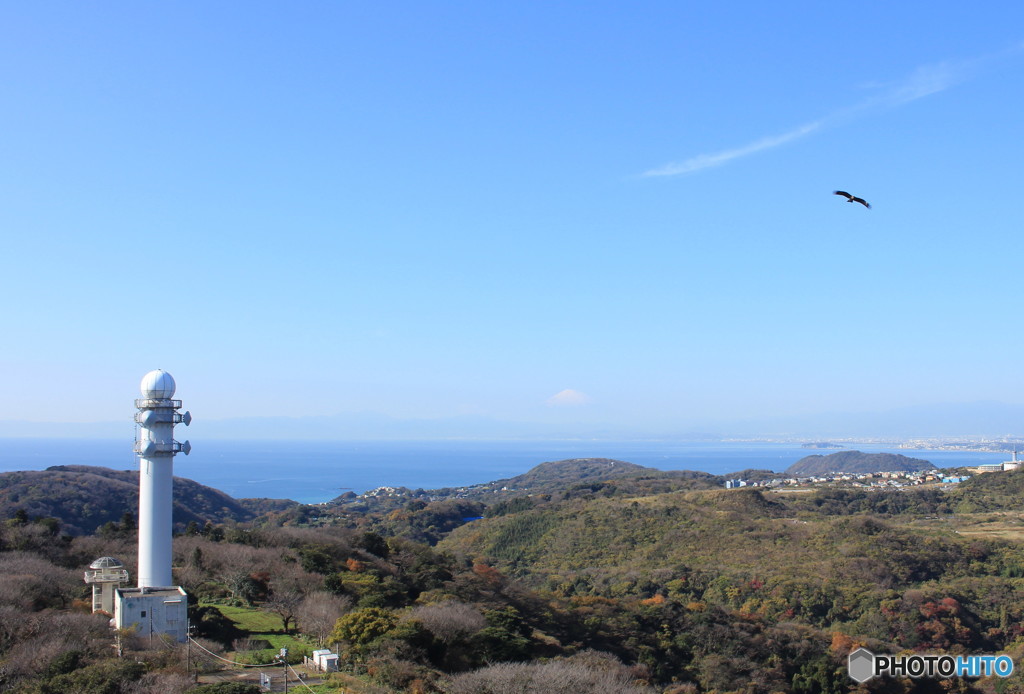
[
  {"left": 278, "top": 648, "right": 289, "bottom": 693},
  {"left": 186, "top": 624, "right": 197, "bottom": 682}
]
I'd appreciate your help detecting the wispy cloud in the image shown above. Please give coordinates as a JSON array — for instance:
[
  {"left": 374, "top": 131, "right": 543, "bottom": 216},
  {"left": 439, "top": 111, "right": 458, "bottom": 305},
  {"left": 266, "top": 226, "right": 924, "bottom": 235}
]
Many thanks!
[
  {"left": 643, "top": 122, "right": 820, "bottom": 177},
  {"left": 853, "top": 60, "right": 965, "bottom": 111},
  {"left": 546, "top": 388, "right": 591, "bottom": 407},
  {"left": 642, "top": 54, "right": 983, "bottom": 178},
  {"left": 887, "top": 62, "right": 961, "bottom": 104}
]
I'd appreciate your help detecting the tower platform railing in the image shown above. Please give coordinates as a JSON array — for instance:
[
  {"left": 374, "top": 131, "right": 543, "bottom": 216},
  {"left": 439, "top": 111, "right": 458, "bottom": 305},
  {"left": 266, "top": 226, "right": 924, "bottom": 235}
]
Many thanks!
[
  {"left": 84, "top": 568, "right": 130, "bottom": 584},
  {"left": 135, "top": 398, "right": 182, "bottom": 409}
]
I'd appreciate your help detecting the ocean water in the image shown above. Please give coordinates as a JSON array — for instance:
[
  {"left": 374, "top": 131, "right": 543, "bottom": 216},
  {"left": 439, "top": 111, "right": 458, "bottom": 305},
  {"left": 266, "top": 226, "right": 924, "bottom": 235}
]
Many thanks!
[{"left": 0, "top": 438, "right": 1007, "bottom": 505}]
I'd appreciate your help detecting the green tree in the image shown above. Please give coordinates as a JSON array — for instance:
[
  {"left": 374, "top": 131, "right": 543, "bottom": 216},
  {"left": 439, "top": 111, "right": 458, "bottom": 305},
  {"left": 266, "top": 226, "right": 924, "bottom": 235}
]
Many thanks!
[
  {"left": 298, "top": 546, "right": 336, "bottom": 574},
  {"left": 119, "top": 511, "right": 136, "bottom": 534},
  {"left": 791, "top": 657, "right": 845, "bottom": 694},
  {"left": 35, "top": 516, "right": 61, "bottom": 536},
  {"left": 355, "top": 531, "right": 390, "bottom": 557},
  {"left": 330, "top": 607, "right": 399, "bottom": 650}
]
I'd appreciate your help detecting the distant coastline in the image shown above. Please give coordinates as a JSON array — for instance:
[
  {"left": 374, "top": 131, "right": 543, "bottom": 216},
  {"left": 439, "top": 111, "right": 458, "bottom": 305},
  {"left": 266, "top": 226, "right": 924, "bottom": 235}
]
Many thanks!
[{"left": 0, "top": 438, "right": 1009, "bottom": 505}]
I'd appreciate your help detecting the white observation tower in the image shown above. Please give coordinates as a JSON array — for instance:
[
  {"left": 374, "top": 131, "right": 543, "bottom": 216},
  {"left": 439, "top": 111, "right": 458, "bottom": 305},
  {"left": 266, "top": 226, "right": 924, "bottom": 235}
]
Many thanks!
[
  {"left": 111, "top": 369, "right": 191, "bottom": 643},
  {"left": 133, "top": 369, "right": 191, "bottom": 588}
]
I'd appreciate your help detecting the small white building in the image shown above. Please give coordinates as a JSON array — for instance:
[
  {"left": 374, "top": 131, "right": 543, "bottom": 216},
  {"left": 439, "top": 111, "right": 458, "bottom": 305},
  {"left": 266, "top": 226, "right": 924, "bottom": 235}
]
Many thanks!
[
  {"left": 309, "top": 649, "right": 339, "bottom": 672},
  {"left": 114, "top": 586, "right": 188, "bottom": 643}
]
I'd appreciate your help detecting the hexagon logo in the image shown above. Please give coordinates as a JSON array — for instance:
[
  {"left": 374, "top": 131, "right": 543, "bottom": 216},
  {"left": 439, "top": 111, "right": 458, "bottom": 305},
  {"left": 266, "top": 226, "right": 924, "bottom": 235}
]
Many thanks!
[{"left": 848, "top": 648, "right": 875, "bottom": 683}]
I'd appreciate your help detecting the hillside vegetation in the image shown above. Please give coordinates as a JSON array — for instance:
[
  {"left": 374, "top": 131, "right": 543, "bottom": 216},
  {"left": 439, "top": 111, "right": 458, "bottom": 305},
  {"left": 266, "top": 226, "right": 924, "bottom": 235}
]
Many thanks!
[
  {"left": 410, "top": 457, "right": 722, "bottom": 504},
  {"left": 4, "top": 459, "right": 1024, "bottom": 693},
  {"left": 0, "top": 465, "right": 267, "bottom": 534},
  {"left": 953, "top": 466, "right": 1024, "bottom": 511}
]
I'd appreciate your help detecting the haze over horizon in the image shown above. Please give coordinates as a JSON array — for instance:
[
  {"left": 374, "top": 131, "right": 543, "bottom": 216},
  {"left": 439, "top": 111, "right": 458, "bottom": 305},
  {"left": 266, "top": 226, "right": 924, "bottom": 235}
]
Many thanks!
[
  {"left": 4, "top": 4, "right": 1024, "bottom": 439},
  {"left": 3, "top": 400, "right": 1024, "bottom": 442}
]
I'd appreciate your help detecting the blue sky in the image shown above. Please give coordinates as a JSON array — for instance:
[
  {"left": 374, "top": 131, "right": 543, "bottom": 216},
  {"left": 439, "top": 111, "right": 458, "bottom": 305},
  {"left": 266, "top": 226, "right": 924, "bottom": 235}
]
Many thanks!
[{"left": 3, "top": 3, "right": 1024, "bottom": 436}]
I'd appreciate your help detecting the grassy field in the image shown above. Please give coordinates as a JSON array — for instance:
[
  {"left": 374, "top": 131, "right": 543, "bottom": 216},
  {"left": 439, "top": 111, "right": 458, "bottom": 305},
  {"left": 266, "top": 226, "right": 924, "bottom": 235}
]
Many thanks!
[
  {"left": 203, "top": 603, "right": 311, "bottom": 661},
  {"left": 214, "top": 604, "right": 287, "bottom": 633},
  {"left": 950, "top": 511, "right": 1024, "bottom": 542},
  {"left": 900, "top": 510, "right": 1024, "bottom": 542},
  {"left": 193, "top": 604, "right": 382, "bottom": 692}
]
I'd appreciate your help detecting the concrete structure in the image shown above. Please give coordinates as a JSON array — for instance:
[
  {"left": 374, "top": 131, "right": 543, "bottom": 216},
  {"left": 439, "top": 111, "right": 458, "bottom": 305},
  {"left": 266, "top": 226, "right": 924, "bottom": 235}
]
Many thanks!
[
  {"left": 84, "top": 556, "right": 129, "bottom": 614},
  {"left": 307, "top": 649, "right": 340, "bottom": 672},
  {"left": 133, "top": 369, "right": 191, "bottom": 588},
  {"left": 114, "top": 586, "right": 188, "bottom": 642},
  {"left": 110, "top": 370, "right": 192, "bottom": 643}
]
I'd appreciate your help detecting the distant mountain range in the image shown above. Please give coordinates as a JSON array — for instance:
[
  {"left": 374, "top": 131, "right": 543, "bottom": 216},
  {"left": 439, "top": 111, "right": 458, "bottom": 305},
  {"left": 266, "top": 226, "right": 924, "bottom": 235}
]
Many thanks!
[{"left": 2, "top": 400, "right": 1024, "bottom": 440}]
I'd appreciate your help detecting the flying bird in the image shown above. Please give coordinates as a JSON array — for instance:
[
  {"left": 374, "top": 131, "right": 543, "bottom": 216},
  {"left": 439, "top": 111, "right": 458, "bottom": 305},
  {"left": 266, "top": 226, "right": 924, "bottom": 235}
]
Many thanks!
[{"left": 833, "top": 190, "right": 870, "bottom": 209}]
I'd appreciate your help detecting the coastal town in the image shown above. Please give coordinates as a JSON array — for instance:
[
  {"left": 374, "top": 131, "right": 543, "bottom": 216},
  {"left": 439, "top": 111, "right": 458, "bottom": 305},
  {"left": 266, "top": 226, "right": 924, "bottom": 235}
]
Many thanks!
[
  {"left": 725, "top": 469, "right": 970, "bottom": 491},
  {"left": 726, "top": 451, "right": 1024, "bottom": 491}
]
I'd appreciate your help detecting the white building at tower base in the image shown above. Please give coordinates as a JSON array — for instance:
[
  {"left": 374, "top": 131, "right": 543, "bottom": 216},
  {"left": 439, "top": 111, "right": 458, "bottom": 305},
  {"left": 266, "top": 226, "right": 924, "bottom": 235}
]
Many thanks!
[{"left": 114, "top": 586, "right": 188, "bottom": 642}]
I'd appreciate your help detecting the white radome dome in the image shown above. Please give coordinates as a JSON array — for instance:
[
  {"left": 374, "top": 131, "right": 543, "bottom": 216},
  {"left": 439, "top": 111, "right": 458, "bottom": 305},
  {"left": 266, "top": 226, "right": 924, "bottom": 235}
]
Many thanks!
[{"left": 140, "top": 370, "right": 176, "bottom": 399}]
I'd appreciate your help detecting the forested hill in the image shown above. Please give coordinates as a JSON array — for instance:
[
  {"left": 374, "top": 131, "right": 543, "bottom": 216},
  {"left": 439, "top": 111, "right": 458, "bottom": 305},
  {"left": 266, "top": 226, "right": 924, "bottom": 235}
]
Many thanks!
[
  {"left": 952, "top": 465, "right": 1024, "bottom": 511},
  {"left": 498, "top": 458, "right": 653, "bottom": 488},
  {"left": 786, "top": 450, "right": 933, "bottom": 476},
  {"left": 0, "top": 465, "right": 272, "bottom": 535},
  {"left": 417, "top": 457, "right": 722, "bottom": 503}
]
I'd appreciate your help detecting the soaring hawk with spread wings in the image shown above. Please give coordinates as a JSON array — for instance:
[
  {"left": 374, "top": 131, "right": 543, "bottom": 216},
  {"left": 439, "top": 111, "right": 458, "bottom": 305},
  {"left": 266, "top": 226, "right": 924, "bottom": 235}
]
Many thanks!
[{"left": 833, "top": 190, "right": 870, "bottom": 209}]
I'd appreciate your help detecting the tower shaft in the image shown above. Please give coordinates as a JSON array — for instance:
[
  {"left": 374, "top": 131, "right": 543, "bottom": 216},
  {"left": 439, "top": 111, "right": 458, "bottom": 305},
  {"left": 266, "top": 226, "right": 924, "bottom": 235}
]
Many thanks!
[
  {"left": 137, "top": 445, "right": 174, "bottom": 588},
  {"left": 133, "top": 372, "right": 190, "bottom": 588}
]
